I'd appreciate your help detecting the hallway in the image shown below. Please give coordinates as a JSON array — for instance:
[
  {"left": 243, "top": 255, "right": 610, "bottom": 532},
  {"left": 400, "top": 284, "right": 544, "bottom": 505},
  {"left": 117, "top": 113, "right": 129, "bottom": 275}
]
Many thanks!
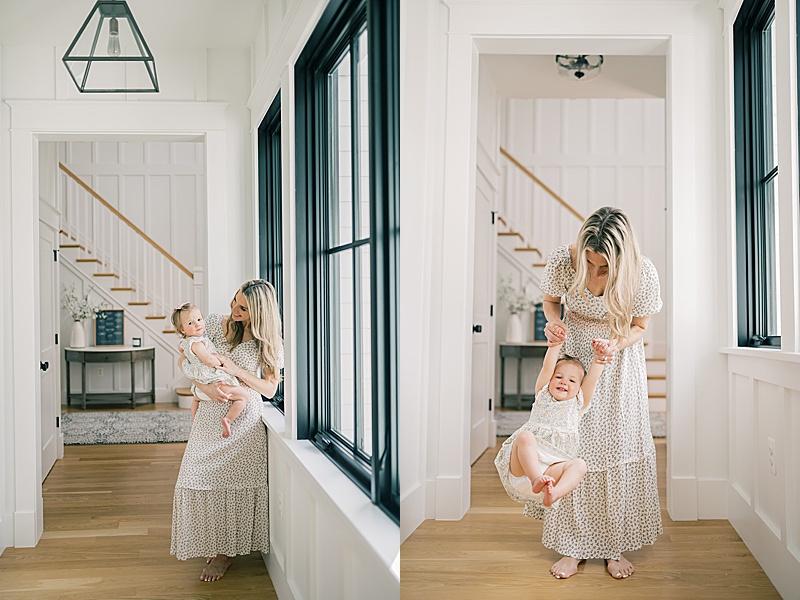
[
  {"left": 0, "top": 442, "right": 277, "bottom": 600},
  {"left": 401, "top": 438, "right": 781, "bottom": 599}
]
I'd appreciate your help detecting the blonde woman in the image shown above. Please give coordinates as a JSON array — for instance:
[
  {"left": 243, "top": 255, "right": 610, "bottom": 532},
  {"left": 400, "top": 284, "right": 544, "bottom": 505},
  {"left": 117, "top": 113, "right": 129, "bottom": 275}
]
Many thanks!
[
  {"left": 171, "top": 279, "right": 283, "bottom": 582},
  {"left": 537, "top": 207, "right": 662, "bottom": 581}
]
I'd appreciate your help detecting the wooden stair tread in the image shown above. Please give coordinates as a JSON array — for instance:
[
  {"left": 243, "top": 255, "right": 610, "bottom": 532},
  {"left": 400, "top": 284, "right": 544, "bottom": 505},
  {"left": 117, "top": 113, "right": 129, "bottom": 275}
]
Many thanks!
[
  {"left": 648, "top": 374, "right": 666, "bottom": 380},
  {"left": 163, "top": 329, "right": 177, "bottom": 334},
  {"left": 498, "top": 231, "right": 524, "bottom": 240},
  {"left": 646, "top": 357, "right": 666, "bottom": 361},
  {"left": 111, "top": 287, "right": 135, "bottom": 291},
  {"left": 175, "top": 387, "right": 193, "bottom": 397},
  {"left": 532, "top": 263, "right": 546, "bottom": 268},
  {"left": 76, "top": 258, "right": 101, "bottom": 263},
  {"left": 128, "top": 301, "right": 150, "bottom": 306},
  {"left": 60, "top": 244, "right": 83, "bottom": 249},
  {"left": 514, "top": 246, "right": 542, "bottom": 256},
  {"left": 93, "top": 273, "right": 118, "bottom": 277},
  {"left": 649, "top": 393, "right": 666, "bottom": 398},
  {"left": 145, "top": 315, "right": 166, "bottom": 320}
]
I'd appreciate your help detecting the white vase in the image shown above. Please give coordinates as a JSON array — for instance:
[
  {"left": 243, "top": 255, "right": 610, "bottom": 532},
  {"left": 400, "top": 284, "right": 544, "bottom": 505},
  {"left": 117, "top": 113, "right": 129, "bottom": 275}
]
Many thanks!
[
  {"left": 70, "top": 320, "right": 86, "bottom": 348},
  {"left": 506, "top": 313, "right": 523, "bottom": 343}
]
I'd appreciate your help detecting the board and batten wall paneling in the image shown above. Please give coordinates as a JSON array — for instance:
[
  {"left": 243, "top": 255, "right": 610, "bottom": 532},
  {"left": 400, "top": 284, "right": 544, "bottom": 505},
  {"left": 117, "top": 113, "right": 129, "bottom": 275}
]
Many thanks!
[{"left": 501, "top": 97, "right": 666, "bottom": 356}]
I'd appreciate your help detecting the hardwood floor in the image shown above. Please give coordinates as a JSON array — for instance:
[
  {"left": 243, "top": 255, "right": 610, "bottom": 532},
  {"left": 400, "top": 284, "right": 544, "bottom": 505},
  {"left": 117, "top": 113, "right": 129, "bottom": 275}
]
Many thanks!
[
  {"left": 0, "top": 442, "right": 277, "bottom": 600},
  {"left": 401, "top": 438, "right": 781, "bottom": 599}
]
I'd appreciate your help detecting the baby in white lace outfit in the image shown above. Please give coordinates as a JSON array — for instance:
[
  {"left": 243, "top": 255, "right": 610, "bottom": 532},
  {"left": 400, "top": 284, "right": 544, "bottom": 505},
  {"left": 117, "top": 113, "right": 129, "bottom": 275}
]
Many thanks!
[{"left": 172, "top": 303, "right": 244, "bottom": 438}]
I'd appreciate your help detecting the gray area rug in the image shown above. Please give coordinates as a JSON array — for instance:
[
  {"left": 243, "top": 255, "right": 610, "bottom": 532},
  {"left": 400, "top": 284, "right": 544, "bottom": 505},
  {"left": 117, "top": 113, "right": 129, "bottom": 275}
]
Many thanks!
[
  {"left": 496, "top": 410, "right": 666, "bottom": 438},
  {"left": 62, "top": 410, "right": 192, "bottom": 445}
]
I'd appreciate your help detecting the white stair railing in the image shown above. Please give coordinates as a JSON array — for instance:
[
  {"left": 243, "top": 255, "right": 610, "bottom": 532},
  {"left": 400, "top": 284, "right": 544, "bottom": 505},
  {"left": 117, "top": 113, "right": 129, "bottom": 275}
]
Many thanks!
[{"left": 59, "top": 163, "right": 198, "bottom": 324}]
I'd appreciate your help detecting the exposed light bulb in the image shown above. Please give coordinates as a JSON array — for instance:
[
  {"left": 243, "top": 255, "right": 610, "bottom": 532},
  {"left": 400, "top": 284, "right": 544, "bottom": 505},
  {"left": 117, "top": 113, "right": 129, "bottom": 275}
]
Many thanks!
[{"left": 107, "top": 17, "right": 121, "bottom": 57}]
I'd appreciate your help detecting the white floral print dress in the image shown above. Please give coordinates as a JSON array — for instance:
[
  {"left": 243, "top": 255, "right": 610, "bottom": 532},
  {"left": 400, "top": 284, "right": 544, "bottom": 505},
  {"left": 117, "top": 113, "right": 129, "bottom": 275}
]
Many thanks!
[
  {"left": 531, "top": 244, "right": 663, "bottom": 560},
  {"left": 171, "top": 313, "right": 277, "bottom": 560},
  {"left": 495, "top": 385, "right": 588, "bottom": 508}
]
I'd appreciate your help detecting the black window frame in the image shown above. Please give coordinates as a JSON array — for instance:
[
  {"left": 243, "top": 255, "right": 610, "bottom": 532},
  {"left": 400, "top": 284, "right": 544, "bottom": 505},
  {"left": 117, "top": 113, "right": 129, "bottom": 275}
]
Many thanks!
[
  {"left": 295, "top": 0, "right": 399, "bottom": 522},
  {"left": 733, "top": 0, "right": 781, "bottom": 348},
  {"left": 258, "top": 92, "right": 285, "bottom": 410}
]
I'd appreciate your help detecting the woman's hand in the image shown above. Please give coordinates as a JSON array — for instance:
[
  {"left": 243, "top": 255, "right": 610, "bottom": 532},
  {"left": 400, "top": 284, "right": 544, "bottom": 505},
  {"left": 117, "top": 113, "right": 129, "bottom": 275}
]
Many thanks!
[
  {"left": 215, "top": 355, "right": 243, "bottom": 378},
  {"left": 544, "top": 320, "right": 569, "bottom": 344},
  {"left": 592, "top": 338, "right": 617, "bottom": 365},
  {"left": 194, "top": 381, "right": 236, "bottom": 402}
]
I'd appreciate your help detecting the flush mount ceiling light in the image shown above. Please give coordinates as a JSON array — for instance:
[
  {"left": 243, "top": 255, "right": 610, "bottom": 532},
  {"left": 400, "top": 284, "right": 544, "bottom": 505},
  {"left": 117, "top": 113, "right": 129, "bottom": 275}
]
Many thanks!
[
  {"left": 62, "top": 0, "right": 158, "bottom": 93},
  {"left": 555, "top": 55, "right": 604, "bottom": 82}
]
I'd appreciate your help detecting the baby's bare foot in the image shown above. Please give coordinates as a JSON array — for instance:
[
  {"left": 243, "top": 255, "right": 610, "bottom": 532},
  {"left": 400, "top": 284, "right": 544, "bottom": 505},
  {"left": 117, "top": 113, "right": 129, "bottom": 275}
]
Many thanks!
[
  {"left": 542, "top": 481, "right": 558, "bottom": 507},
  {"left": 221, "top": 417, "right": 231, "bottom": 438},
  {"left": 531, "top": 474, "right": 554, "bottom": 495},
  {"left": 200, "top": 555, "right": 231, "bottom": 582}
]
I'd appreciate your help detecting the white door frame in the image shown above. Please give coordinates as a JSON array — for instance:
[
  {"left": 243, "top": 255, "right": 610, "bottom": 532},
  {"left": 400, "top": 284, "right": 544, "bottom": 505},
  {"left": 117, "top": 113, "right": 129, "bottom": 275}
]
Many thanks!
[
  {"left": 434, "top": 1, "right": 705, "bottom": 521},
  {"left": 6, "top": 100, "right": 229, "bottom": 546}
]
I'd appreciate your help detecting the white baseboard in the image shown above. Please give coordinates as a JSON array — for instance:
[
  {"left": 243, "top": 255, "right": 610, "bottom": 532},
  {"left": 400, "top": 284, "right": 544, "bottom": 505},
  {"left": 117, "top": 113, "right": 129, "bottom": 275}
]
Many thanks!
[
  {"left": 400, "top": 482, "right": 426, "bottom": 542},
  {"left": 0, "top": 512, "right": 14, "bottom": 554},
  {"left": 264, "top": 551, "right": 297, "bottom": 600},
  {"left": 13, "top": 509, "right": 39, "bottom": 548},
  {"left": 667, "top": 476, "right": 698, "bottom": 520},
  {"left": 697, "top": 478, "right": 728, "bottom": 519},
  {"left": 729, "top": 487, "right": 800, "bottom": 599},
  {"left": 434, "top": 475, "right": 468, "bottom": 520}
]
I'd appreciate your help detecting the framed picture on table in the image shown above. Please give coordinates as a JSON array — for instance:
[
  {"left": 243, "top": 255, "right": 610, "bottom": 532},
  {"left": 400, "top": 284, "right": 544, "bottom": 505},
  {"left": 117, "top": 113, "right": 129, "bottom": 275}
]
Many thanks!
[{"left": 95, "top": 309, "right": 124, "bottom": 346}]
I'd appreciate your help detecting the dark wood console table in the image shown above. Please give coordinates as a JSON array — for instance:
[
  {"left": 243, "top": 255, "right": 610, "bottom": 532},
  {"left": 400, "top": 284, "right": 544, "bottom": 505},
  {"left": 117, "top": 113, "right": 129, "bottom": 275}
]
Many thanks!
[
  {"left": 65, "top": 346, "right": 156, "bottom": 409},
  {"left": 499, "top": 342, "right": 549, "bottom": 409}
]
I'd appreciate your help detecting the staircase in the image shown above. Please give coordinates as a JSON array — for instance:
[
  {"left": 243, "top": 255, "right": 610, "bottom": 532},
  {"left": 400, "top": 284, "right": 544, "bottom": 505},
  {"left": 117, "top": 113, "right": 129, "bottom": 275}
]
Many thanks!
[
  {"left": 496, "top": 147, "right": 667, "bottom": 419},
  {"left": 58, "top": 162, "right": 204, "bottom": 360}
]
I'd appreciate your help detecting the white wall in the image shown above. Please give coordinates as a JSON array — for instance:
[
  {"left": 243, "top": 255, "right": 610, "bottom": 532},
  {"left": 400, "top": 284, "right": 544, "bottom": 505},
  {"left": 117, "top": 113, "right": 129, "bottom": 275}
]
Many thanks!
[
  {"left": 400, "top": 0, "right": 730, "bottom": 544},
  {"left": 719, "top": 0, "right": 800, "bottom": 596},
  {"left": 249, "top": 1, "right": 400, "bottom": 597}
]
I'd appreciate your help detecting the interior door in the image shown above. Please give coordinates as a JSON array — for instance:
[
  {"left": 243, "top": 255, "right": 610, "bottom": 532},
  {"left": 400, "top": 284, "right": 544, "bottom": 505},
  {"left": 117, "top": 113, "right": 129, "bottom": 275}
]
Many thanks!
[
  {"left": 39, "top": 218, "right": 60, "bottom": 481},
  {"left": 469, "top": 186, "right": 496, "bottom": 464}
]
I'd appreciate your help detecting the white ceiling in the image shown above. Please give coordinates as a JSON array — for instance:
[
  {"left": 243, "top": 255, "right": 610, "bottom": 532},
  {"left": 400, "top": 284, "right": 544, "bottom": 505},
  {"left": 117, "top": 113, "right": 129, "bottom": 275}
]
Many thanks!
[
  {"left": 482, "top": 54, "right": 666, "bottom": 99},
  {"left": 0, "top": 0, "right": 270, "bottom": 49}
]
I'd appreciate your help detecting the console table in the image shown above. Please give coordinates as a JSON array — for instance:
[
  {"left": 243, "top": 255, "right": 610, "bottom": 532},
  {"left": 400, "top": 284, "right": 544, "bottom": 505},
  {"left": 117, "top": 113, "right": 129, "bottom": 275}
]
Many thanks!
[
  {"left": 499, "top": 341, "right": 549, "bottom": 409},
  {"left": 65, "top": 346, "right": 156, "bottom": 409}
]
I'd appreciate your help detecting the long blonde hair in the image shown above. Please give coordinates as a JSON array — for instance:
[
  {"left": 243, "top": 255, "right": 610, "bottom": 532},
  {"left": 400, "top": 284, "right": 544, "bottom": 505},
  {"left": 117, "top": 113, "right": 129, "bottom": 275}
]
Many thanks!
[
  {"left": 568, "top": 207, "right": 641, "bottom": 341},
  {"left": 227, "top": 279, "right": 283, "bottom": 381}
]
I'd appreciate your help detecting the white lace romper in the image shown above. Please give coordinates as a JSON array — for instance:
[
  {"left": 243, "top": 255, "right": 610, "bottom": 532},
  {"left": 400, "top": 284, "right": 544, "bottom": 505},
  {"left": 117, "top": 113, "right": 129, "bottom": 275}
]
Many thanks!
[{"left": 178, "top": 335, "right": 238, "bottom": 401}]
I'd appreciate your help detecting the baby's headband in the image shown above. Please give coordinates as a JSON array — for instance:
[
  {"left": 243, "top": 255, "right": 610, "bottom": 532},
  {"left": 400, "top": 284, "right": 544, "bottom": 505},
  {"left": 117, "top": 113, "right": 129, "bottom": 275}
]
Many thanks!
[{"left": 174, "top": 301, "right": 191, "bottom": 311}]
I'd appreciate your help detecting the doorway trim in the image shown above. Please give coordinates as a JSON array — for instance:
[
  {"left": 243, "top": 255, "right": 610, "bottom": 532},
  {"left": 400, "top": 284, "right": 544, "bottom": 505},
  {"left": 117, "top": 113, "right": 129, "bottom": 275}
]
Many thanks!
[
  {"left": 434, "top": 2, "right": 705, "bottom": 521},
  {"left": 6, "top": 100, "right": 228, "bottom": 546}
]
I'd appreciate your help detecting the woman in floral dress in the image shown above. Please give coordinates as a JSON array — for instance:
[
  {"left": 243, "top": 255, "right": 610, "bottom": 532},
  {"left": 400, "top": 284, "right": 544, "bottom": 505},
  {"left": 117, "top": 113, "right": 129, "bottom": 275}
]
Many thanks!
[
  {"left": 171, "top": 279, "right": 283, "bottom": 582},
  {"left": 537, "top": 207, "right": 663, "bottom": 580}
]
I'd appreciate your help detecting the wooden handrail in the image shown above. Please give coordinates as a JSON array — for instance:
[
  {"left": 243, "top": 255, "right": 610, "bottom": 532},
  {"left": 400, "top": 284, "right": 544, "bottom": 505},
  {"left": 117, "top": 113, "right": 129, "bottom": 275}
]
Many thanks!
[
  {"left": 499, "top": 147, "right": 585, "bottom": 223},
  {"left": 59, "top": 163, "right": 194, "bottom": 279}
]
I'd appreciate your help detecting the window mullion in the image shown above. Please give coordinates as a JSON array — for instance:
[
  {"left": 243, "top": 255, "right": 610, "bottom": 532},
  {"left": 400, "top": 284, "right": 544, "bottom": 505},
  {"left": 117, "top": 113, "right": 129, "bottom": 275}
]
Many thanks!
[{"left": 350, "top": 36, "right": 364, "bottom": 456}]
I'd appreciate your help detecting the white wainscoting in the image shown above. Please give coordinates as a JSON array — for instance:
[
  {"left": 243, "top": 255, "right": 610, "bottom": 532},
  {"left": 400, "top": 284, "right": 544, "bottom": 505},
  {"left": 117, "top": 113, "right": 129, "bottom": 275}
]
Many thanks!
[
  {"left": 262, "top": 405, "right": 399, "bottom": 600},
  {"left": 724, "top": 349, "right": 800, "bottom": 599}
]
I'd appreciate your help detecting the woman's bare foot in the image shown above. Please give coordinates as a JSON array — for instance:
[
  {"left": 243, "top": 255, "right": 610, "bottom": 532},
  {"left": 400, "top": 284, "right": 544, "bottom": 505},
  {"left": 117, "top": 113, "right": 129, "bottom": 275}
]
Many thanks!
[
  {"left": 606, "top": 555, "right": 635, "bottom": 579},
  {"left": 201, "top": 555, "right": 231, "bottom": 581},
  {"left": 550, "top": 556, "right": 581, "bottom": 579},
  {"left": 531, "top": 474, "right": 554, "bottom": 495},
  {"left": 221, "top": 417, "right": 231, "bottom": 438}
]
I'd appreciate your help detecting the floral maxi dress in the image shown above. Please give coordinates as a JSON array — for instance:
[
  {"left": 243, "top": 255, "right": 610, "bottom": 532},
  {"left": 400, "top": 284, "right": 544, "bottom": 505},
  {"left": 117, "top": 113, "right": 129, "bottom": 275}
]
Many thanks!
[
  {"left": 533, "top": 244, "right": 663, "bottom": 560},
  {"left": 171, "top": 313, "right": 271, "bottom": 560}
]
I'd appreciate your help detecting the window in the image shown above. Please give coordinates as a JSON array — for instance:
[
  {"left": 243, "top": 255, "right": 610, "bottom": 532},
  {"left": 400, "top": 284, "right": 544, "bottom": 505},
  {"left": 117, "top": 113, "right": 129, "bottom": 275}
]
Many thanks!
[
  {"left": 258, "top": 93, "right": 285, "bottom": 409},
  {"left": 295, "top": 0, "right": 399, "bottom": 522},
  {"left": 734, "top": 0, "right": 781, "bottom": 347}
]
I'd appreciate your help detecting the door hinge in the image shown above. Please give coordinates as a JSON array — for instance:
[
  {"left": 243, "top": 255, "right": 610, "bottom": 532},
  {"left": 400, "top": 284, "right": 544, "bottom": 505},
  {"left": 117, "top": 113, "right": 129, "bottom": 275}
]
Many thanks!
[
  {"left": 490, "top": 304, "right": 494, "bottom": 317},
  {"left": 53, "top": 249, "right": 59, "bottom": 262},
  {"left": 56, "top": 416, "right": 60, "bottom": 428},
  {"left": 55, "top": 333, "right": 59, "bottom": 345},
  {"left": 489, "top": 398, "right": 493, "bottom": 411}
]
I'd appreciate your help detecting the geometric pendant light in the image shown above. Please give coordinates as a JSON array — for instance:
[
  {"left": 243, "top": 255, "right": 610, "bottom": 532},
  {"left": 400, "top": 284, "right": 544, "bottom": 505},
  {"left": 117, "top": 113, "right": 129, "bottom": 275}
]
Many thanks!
[
  {"left": 62, "top": 0, "right": 158, "bottom": 93},
  {"left": 554, "top": 55, "right": 604, "bottom": 82}
]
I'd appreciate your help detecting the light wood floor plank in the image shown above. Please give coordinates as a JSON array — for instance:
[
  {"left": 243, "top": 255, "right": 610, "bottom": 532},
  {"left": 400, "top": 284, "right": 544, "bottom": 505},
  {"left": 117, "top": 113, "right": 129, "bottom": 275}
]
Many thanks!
[
  {"left": 0, "top": 442, "right": 278, "bottom": 600},
  {"left": 401, "top": 438, "right": 781, "bottom": 599}
]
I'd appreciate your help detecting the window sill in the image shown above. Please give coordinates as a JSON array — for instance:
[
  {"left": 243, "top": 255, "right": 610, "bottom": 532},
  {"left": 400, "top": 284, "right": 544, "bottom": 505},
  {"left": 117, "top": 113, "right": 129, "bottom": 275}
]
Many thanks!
[
  {"left": 720, "top": 346, "right": 800, "bottom": 364},
  {"left": 261, "top": 403, "right": 400, "bottom": 582}
]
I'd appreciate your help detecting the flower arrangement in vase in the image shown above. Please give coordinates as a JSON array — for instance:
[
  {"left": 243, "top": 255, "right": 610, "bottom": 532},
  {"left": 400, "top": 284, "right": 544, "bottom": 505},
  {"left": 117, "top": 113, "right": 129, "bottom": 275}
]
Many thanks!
[
  {"left": 61, "top": 284, "right": 107, "bottom": 348},
  {"left": 498, "top": 276, "right": 542, "bottom": 343}
]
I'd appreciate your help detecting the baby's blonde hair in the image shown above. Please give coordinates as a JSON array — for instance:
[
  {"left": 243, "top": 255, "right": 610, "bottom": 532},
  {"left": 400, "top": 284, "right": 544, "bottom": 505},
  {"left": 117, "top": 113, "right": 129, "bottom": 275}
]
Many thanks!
[
  {"left": 569, "top": 207, "right": 641, "bottom": 341},
  {"left": 555, "top": 355, "right": 586, "bottom": 381},
  {"left": 170, "top": 302, "right": 199, "bottom": 338}
]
